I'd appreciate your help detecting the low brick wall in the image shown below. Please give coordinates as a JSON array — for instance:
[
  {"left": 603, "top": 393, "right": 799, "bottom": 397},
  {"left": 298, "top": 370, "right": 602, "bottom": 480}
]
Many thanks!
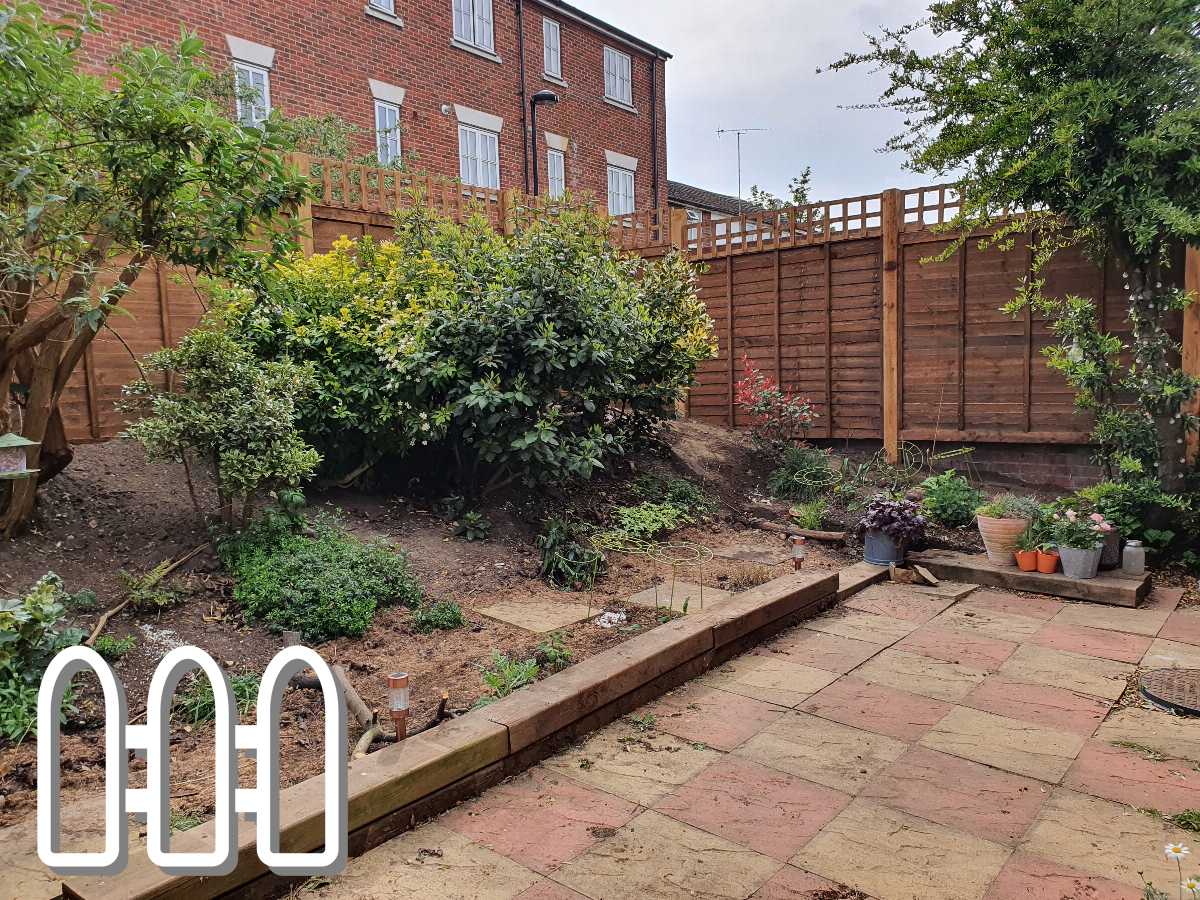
[{"left": 63, "top": 569, "right": 844, "bottom": 900}]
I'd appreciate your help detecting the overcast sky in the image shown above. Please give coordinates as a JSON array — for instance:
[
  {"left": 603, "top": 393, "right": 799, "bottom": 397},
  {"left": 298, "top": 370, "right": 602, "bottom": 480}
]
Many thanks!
[{"left": 570, "top": 0, "right": 933, "bottom": 203}]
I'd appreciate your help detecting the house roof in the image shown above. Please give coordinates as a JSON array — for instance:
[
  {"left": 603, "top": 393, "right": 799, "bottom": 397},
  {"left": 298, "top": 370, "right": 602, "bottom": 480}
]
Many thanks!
[
  {"left": 667, "top": 180, "right": 761, "bottom": 216},
  {"left": 533, "top": 0, "right": 672, "bottom": 59}
]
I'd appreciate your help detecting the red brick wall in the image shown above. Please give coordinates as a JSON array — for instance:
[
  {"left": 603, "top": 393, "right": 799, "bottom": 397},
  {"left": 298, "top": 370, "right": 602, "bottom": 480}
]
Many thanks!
[{"left": 41, "top": 0, "right": 668, "bottom": 209}]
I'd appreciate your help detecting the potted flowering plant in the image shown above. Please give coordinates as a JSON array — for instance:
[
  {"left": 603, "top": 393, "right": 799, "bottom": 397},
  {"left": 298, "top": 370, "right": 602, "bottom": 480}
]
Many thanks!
[
  {"left": 1050, "top": 509, "right": 1113, "bottom": 579},
  {"left": 854, "top": 494, "right": 926, "bottom": 565},
  {"left": 975, "top": 494, "right": 1041, "bottom": 566}
]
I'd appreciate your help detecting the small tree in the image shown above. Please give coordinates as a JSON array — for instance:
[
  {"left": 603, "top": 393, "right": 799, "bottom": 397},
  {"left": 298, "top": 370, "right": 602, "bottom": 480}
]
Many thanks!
[
  {"left": 0, "top": 2, "right": 308, "bottom": 536},
  {"left": 830, "top": 0, "right": 1200, "bottom": 487},
  {"left": 121, "top": 329, "right": 320, "bottom": 527},
  {"left": 748, "top": 169, "right": 814, "bottom": 210}
]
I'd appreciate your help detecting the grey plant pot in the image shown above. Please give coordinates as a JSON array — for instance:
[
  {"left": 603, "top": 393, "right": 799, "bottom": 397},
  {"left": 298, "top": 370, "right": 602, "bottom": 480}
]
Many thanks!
[
  {"left": 864, "top": 528, "right": 905, "bottom": 566},
  {"left": 1099, "top": 529, "right": 1122, "bottom": 570},
  {"left": 1059, "top": 545, "right": 1102, "bottom": 580}
]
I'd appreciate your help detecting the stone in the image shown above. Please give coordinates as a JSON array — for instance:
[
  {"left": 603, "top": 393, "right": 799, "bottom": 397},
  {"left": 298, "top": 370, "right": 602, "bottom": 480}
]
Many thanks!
[
  {"left": 1159, "top": 608, "right": 1200, "bottom": 647},
  {"left": 842, "top": 583, "right": 957, "bottom": 623},
  {"left": 696, "top": 652, "right": 838, "bottom": 708},
  {"left": 998, "top": 644, "right": 1134, "bottom": 701},
  {"left": 962, "top": 590, "right": 1065, "bottom": 621},
  {"left": 963, "top": 676, "right": 1112, "bottom": 737},
  {"left": 984, "top": 853, "right": 1143, "bottom": 900},
  {"left": 1021, "top": 788, "right": 1195, "bottom": 888},
  {"left": 764, "top": 627, "right": 885, "bottom": 675},
  {"left": 1053, "top": 601, "right": 1172, "bottom": 637},
  {"left": 835, "top": 561, "right": 891, "bottom": 601},
  {"left": 554, "top": 810, "right": 781, "bottom": 900},
  {"left": 734, "top": 710, "right": 907, "bottom": 792},
  {"left": 1063, "top": 740, "right": 1200, "bottom": 815},
  {"left": 623, "top": 581, "right": 732, "bottom": 612},
  {"left": 860, "top": 746, "right": 1048, "bottom": 845},
  {"left": 478, "top": 599, "right": 594, "bottom": 633},
  {"left": 793, "top": 799, "right": 1010, "bottom": 900},
  {"left": 540, "top": 723, "right": 718, "bottom": 806},
  {"left": 749, "top": 865, "right": 843, "bottom": 899},
  {"left": 853, "top": 647, "right": 988, "bottom": 702},
  {"left": 643, "top": 682, "right": 786, "bottom": 751},
  {"left": 654, "top": 755, "right": 850, "bottom": 861},
  {"left": 799, "top": 675, "right": 952, "bottom": 742},
  {"left": 516, "top": 881, "right": 591, "bottom": 900},
  {"left": 712, "top": 539, "right": 791, "bottom": 566},
  {"left": 894, "top": 624, "right": 1018, "bottom": 672},
  {"left": 1094, "top": 707, "right": 1200, "bottom": 765},
  {"left": 929, "top": 604, "right": 1044, "bottom": 641},
  {"left": 802, "top": 608, "right": 918, "bottom": 645},
  {"left": 1030, "top": 622, "right": 1152, "bottom": 664},
  {"left": 919, "top": 705, "right": 1086, "bottom": 781},
  {"left": 1142, "top": 637, "right": 1200, "bottom": 669}
]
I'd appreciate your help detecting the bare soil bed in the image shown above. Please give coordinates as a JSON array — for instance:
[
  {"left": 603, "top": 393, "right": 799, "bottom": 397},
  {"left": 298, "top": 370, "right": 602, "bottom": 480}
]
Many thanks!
[{"left": 0, "top": 420, "right": 854, "bottom": 827}]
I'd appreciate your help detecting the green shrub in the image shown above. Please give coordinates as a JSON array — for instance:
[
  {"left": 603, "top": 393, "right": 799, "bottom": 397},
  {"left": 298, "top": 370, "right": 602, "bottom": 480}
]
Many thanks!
[
  {"left": 476, "top": 652, "right": 540, "bottom": 707},
  {"left": 122, "top": 329, "right": 320, "bottom": 527},
  {"left": 412, "top": 601, "right": 465, "bottom": 634},
  {"left": 767, "top": 447, "right": 834, "bottom": 501},
  {"left": 790, "top": 500, "right": 827, "bottom": 531},
  {"left": 608, "top": 502, "right": 693, "bottom": 543},
  {"left": 920, "top": 470, "right": 984, "bottom": 528},
  {"left": 0, "top": 574, "right": 87, "bottom": 743},
  {"left": 173, "top": 673, "right": 260, "bottom": 726},
  {"left": 537, "top": 518, "right": 604, "bottom": 590},
  {"left": 119, "top": 560, "right": 178, "bottom": 611},
  {"left": 1070, "top": 478, "right": 1191, "bottom": 544},
  {"left": 631, "top": 475, "right": 716, "bottom": 517},
  {"left": 976, "top": 494, "right": 1041, "bottom": 520},
  {"left": 454, "top": 512, "right": 492, "bottom": 542},
  {"left": 223, "top": 205, "right": 716, "bottom": 490},
  {"left": 535, "top": 632, "right": 573, "bottom": 672},
  {"left": 94, "top": 634, "right": 136, "bottom": 662},
  {"left": 219, "top": 516, "right": 421, "bottom": 642}
]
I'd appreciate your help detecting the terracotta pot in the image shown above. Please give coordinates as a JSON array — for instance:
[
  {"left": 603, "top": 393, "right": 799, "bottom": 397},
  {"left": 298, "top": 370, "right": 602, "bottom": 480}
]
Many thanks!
[
  {"left": 977, "top": 515, "right": 1031, "bottom": 566},
  {"left": 1015, "top": 549, "right": 1038, "bottom": 572},
  {"left": 1036, "top": 548, "right": 1060, "bottom": 574}
]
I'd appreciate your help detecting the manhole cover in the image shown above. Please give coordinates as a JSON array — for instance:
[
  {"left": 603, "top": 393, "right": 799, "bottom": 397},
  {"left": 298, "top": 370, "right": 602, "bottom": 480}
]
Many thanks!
[{"left": 1140, "top": 669, "right": 1200, "bottom": 715}]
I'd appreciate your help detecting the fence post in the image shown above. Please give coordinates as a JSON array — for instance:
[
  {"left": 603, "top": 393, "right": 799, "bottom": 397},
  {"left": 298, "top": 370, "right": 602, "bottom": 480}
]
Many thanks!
[
  {"left": 1186, "top": 245, "right": 1200, "bottom": 465},
  {"left": 291, "top": 153, "right": 315, "bottom": 257},
  {"left": 669, "top": 207, "right": 687, "bottom": 251},
  {"left": 499, "top": 188, "right": 518, "bottom": 236},
  {"left": 881, "top": 188, "right": 902, "bottom": 463}
]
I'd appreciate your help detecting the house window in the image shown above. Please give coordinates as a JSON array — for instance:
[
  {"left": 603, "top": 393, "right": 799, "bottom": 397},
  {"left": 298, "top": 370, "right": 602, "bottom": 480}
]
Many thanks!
[
  {"left": 607, "top": 165, "right": 635, "bottom": 215},
  {"left": 603, "top": 46, "right": 632, "bottom": 106},
  {"left": 234, "top": 62, "right": 271, "bottom": 127},
  {"left": 459, "top": 123, "right": 500, "bottom": 188},
  {"left": 686, "top": 208, "right": 702, "bottom": 224},
  {"left": 368, "top": 0, "right": 394, "bottom": 13},
  {"left": 547, "top": 148, "right": 565, "bottom": 199},
  {"left": 543, "top": 18, "right": 561, "bottom": 78},
  {"left": 453, "top": 0, "right": 494, "bottom": 52},
  {"left": 375, "top": 100, "right": 401, "bottom": 165}
]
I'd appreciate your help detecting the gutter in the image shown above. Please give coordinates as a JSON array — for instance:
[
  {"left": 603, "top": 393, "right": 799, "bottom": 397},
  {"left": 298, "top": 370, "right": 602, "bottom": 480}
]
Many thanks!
[
  {"left": 516, "top": 0, "right": 531, "bottom": 194},
  {"left": 529, "top": 0, "right": 672, "bottom": 59}
]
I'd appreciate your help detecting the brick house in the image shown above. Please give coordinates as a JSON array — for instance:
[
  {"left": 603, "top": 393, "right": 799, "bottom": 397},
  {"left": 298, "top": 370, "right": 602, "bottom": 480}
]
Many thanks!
[
  {"left": 42, "top": 0, "right": 670, "bottom": 213},
  {"left": 667, "top": 179, "right": 759, "bottom": 226}
]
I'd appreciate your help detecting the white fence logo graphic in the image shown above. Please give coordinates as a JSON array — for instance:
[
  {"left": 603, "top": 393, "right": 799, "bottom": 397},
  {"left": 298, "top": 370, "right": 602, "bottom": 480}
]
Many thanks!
[{"left": 37, "top": 645, "right": 348, "bottom": 877}]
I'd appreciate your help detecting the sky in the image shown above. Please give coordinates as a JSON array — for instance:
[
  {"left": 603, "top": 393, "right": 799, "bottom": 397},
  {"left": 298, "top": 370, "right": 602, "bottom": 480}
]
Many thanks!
[{"left": 569, "top": 0, "right": 934, "bottom": 203}]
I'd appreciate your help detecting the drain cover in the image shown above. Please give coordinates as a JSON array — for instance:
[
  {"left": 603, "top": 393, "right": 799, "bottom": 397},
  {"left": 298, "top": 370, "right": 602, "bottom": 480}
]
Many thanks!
[{"left": 1140, "top": 669, "right": 1200, "bottom": 716}]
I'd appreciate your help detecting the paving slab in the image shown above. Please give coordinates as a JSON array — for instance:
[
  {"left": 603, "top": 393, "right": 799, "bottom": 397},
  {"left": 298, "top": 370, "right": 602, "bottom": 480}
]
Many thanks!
[
  {"left": 515, "top": 881, "right": 591, "bottom": 900},
  {"left": 1053, "top": 599, "right": 1172, "bottom": 637},
  {"left": 961, "top": 589, "right": 1066, "bottom": 621},
  {"left": 643, "top": 682, "right": 786, "bottom": 751},
  {"left": 983, "top": 853, "right": 1143, "bottom": 900},
  {"left": 860, "top": 745, "right": 1048, "bottom": 845},
  {"left": 963, "top": 675, "right": 1112, "bottom": 737},
  {"left": 998, "top": 643, "right": 1135, "bottom": 701},
  {"left": 654, "top": 755, "right": 850, "bottom": 861},
  {"left": 919, "top": 705, "right": 1086, "bottom": 781},
  {"left": 893, "top": 623, "right": 1018, "bottom": 672},
  {"left": 853, "top": 647, "right": 988, "bottom": 702},
  {"left": 554, "top": 809, "right": 782, "bottom": 900},
  {"left": 1094, "top": 707, "right": 1200, "bottom": 765},
  {"left": 622, "top": 580, "right": 732, "bottom": 612},
  {"left": 1030, "top": 621, "right": 1153, "bottom": 664},
  {"left": 764, "top": 627, "right": 885, "bottom": 675},
  {"left": 696, "top": 652, "right": 838, "bottom": 708},
  {"left": 905, "top": 579, "right": 980, "bottom": 600},
  {"left": 841, "top": 583, "right": 958, "bottom": 623},
  {"left": 749, "top": 865, "right": 843, "bottom": 899},
  {"left": 542, "top": 723, "right": 719, "bottom": 806},
  {"left": 1021, "top": 788, "right": 1195, "bottom": 889},
  {"left": 1142, "top": 637, "right": 1200, "bottom": 669},
  {"left": 793, "top": 798, "right": 1011, "bottom": 900},
  {"left": 929, "top": 603, "right": 1044, "bottom": 641},
  {"left": 711, "top": 538, "right": 792, "bottom": 566},
  {"left": 802, "top": 608, "right": 918, "bottom": 645},
  {"left": 798, "top": 675, "right": 952, "bottom": 742},
  {"left": 297, "top": 823, "right": 540, "bottom": 899},
  {"left": 1159, "top": 608, "right": 1200, "bottom": 647},
  {"left": 1063, "top": 740, "right": 1200, "bottom": 815},
  {"left": 734, "top": 710, "right": 907, "bottom": 793},
  {"left": 479, "top": 599, "right": 595, "bottom": 634},
  {"left": 439, "top": 767, "right": 639, "bottom": 874}
]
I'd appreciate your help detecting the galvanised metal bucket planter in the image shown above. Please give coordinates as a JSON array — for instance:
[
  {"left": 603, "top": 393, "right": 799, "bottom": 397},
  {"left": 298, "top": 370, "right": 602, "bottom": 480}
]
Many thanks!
[
  {"left": 864, "top": 529, "right": 904, "bottom": 566},
  {"left": 1059, "top": 545, "right": 1102, "bottom": 580}
]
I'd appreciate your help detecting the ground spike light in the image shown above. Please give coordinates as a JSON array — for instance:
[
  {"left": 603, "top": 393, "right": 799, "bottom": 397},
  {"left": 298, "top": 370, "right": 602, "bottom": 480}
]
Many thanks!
[{"left": 388, "top": 672, "right": 409, "bottom": 740}]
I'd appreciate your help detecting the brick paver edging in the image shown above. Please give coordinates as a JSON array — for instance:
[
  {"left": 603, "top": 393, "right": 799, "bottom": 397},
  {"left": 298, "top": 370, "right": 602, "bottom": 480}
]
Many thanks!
[{"left": 63, "top": 569, "right": 845, "bottom": 900}]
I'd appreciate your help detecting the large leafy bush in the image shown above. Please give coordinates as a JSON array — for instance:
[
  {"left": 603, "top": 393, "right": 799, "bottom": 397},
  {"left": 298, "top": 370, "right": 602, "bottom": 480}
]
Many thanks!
[
  {"left": 919, "top": 470, "right": 983, "bottom": 528},
  {"left": 224, "top": 204, "right": 715, "bottom": 491}
]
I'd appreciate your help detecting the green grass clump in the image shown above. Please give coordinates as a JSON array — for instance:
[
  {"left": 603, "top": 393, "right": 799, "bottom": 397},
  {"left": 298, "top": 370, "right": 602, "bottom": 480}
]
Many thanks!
[
  {"left": 412, "top": 601, "right": 466, "bottom": 634},
  {"left": 767, "top": 447, "right": 834, "bottom": 501},
  {"left": 94, "top": 634, "right": 136, "bottom": 662},
  {"left": 475, "top": 652, "right": 540, "bottom": 707},
  {"left": 173, "top": 673, "right": 259, "bottom": 726}
]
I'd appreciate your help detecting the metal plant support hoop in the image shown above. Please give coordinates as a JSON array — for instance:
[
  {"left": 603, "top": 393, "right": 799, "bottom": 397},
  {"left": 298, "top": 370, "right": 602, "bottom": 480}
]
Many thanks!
[{"left": 591, "top": 534, "right": 716, "bottom": 613}]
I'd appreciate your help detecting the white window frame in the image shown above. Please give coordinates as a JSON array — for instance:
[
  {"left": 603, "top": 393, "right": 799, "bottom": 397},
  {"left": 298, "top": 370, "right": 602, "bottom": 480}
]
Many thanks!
[
  {"left": 458, "top": 123, "right": 500, "bottom": 189},
  {"left": 607, "top": 165, "right": 635, "bottom": 216},
  {"left": 546, "top": 148, "right": 565, "bottom": 200},
  {"left": 233, "top": 62, "right": 271, "bottom": 128},
  {"left": 368, "top": 0, "right": 394, "bottom": 13},
  {"left": 603, "top": 46, "right": 632, "bottom": 107},
  {"left": 453, "top": 0, "right": 494, "bottom": 52},
  {"left": 375, "top": 100, "right": 402, "bottom": 165},
  {"left": 543, "top": 18, "right": 562, "bottom": 79}
]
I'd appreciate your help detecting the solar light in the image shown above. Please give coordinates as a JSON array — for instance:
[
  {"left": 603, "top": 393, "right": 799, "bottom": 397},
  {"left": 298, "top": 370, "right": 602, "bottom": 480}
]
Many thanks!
[
  {"left": 791, "top": 535, "right": 807, "bottom": 571},
  {"left": 387, "top": 672, "right": 410, "bottom": 740},
  {"left": 0, "top": 432, "right": 38, "bottom": 480}
]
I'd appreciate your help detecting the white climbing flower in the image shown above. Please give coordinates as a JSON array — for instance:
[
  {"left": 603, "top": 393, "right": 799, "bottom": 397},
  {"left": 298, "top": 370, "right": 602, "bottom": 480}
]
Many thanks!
[
  {"left": 1166, "top": 844, "right": 1191, "bottom": 861},
  {"left": 1183, "top": 876, "right": 1200, "bottom": 895}
]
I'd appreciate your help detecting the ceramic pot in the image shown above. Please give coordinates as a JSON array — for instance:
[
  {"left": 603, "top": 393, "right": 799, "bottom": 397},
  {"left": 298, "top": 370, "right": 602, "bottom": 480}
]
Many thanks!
[
  {"left": 1014, "top": 549, "right": 1038, "bottom": 572},
  {"left": 1060, "top": 545, "right": 1102, "bottom": 580},
  {"left": 1036, "top": 548, "right": 1060, "bottom": 574},
  {"left": 863, "top": 528, "right": 904, "bottom": 566},
  {"left": 1098, "top": 529, "right": 1122, "bottom": 571},
  {"left": 977, "top": 515, "right": 1031, "bottom": 566}
]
